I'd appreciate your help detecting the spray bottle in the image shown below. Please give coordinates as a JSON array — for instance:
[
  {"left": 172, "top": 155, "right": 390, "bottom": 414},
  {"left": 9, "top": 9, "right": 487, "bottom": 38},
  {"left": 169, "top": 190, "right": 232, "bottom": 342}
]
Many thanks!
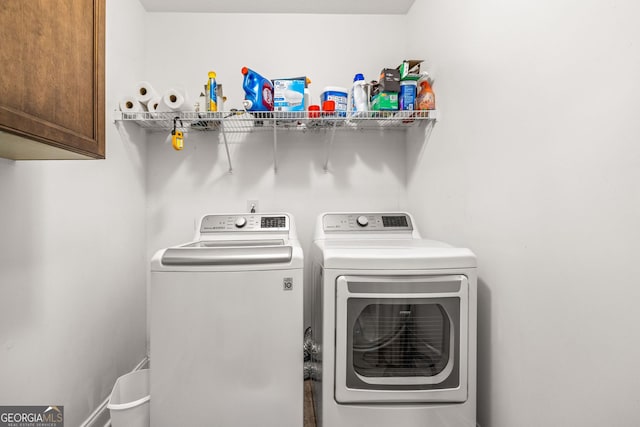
[
  {"left": 416, "top": 73, "right": 435, "bottom": 110},
  {"left": 241, "top": 67, "right": 274, "bottom": 112}
]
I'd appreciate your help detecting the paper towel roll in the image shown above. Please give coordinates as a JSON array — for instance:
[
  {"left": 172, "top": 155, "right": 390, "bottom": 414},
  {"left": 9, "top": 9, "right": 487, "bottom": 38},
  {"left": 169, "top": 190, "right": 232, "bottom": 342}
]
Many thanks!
[
  {"left": 147, "top": 96, "right": 162, "bottom": 113},
  {"left": 119, "top": 96, "right": 143, "bottom": 112},
  {"left": 158, "top": 88, "right": 190, "bottom": 112},
  {"left": 134, "top": 81, "right": 158, "bottom": 106}
]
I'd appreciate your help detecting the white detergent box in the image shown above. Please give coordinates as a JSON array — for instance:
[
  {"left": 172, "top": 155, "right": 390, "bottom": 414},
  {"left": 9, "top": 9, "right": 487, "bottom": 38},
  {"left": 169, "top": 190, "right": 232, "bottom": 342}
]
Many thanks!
[{"left": 273, "top": 78, "right": 305, "bottom": 112}]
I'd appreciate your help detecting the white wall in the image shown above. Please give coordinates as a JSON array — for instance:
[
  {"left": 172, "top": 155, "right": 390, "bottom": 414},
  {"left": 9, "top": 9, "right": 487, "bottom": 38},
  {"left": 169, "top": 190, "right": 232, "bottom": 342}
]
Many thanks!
[
  {"left": 0, "top": 1, "right": 148, "bottom": 425},
  {"left": 406, "top": 1, "right": 640, "bottom": 426},
  {"left": 143, "top": 12, "right": 410, "bottom": 326}
]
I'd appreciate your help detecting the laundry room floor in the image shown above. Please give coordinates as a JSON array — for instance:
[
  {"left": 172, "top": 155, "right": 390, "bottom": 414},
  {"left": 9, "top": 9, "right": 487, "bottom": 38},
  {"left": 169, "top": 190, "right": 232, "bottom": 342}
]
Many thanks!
[{"left": 304, "top": 380, "right": 316, "bottom": 427}]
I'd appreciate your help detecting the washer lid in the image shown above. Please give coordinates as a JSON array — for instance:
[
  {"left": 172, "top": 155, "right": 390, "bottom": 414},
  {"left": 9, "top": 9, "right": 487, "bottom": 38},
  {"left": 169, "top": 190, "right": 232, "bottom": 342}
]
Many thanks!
[{"left": 319, "top": 239, "right": 476, "bottom": 270}]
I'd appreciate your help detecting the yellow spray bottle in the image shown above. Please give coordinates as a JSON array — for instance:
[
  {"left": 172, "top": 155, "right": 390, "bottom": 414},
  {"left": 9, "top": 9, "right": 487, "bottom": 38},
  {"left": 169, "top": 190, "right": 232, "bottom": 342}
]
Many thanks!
[{"left": 207, "top": 71, "right": 217, "bottom": 112}]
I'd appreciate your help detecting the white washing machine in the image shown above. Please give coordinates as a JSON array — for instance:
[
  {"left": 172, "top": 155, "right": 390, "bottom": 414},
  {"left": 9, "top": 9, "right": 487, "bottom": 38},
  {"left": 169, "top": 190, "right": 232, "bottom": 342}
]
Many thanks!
[
  {"left": 150, "top": 213, "right": 303, "bottom": 427},
  {"left": 310, "top": 212, "right": 477, "bottom": 427}
]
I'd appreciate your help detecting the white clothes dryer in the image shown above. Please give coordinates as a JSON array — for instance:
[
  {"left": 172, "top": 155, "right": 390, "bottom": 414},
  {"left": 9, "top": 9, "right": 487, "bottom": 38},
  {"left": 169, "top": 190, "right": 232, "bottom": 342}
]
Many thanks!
[
  {"left": 150, "top": 213, "right": 303, "bottom": 427},
  {"left": 310, "top": 212, "right": 477, "bottom": 427}
]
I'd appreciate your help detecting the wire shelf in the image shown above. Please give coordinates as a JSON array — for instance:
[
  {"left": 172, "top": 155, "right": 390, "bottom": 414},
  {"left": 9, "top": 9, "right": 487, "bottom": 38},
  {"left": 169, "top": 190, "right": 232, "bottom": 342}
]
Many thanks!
[
  {"left": 114, "top": 110, "right": 437, "bottom": 133},
  {"left": 112, "top": 109, "right": 438, "bottom": 173}
]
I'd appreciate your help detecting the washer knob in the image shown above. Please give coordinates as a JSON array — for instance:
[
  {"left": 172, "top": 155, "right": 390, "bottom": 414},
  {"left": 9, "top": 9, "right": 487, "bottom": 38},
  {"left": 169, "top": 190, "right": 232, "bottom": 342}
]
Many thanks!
[
  {"left": 235, "top": 217, "right": 247, "bottom": 228},
  {"left": 356, "top": 216, "right": 369, "bottom": 227}
]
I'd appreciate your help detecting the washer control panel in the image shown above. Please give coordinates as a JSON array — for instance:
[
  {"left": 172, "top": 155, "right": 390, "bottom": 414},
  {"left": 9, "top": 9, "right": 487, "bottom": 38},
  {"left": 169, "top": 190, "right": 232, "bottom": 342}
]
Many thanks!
[
  {"left": 323, "top": 213, "right": 413, "bottom": 231},
  {"left": 201, "top": 214, "right": 289, "bottom": 233}
]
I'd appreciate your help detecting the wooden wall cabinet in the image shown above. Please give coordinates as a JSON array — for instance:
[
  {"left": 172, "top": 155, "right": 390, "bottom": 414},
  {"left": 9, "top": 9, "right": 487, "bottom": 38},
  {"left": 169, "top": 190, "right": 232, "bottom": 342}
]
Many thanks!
[{"left": 0, "top": 0, "right": 105, "bottom": 160}]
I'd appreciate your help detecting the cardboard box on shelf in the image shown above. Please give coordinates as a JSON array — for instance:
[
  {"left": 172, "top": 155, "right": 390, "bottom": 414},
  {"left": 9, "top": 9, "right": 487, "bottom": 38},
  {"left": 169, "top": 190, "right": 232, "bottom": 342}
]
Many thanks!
[
  {"left": 273, "top": 77, "right": 306, "bottom": 112},
  {"left": 397, "top": 59, "right": 424, "bottom": 81},
  {"left": 378, "top": 68, "right": 401, "bottom": 93},
  {"left": 371, "top": 91, "right": 399, "bottom": 111}
]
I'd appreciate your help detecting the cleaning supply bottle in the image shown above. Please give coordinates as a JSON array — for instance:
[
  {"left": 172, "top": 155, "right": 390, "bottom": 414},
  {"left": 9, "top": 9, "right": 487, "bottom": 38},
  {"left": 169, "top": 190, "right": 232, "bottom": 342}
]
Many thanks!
[
  {"left": 206, "top": 71, "right": 218, "bottom": 112},
  {"left": 350, "top": 73, "right": 368, "bottom": 117},
  {"left": 241, "top": 67, "right": 274, "bottom": 112},
  {"left": 399, "top": 80, "right": 417, "bottom": 111},
  {"left": 416, "top": 75, "right": 435, "bottom": 110},
  {"left": 304, "top": 77, "right": 312, "bottom": 110}
]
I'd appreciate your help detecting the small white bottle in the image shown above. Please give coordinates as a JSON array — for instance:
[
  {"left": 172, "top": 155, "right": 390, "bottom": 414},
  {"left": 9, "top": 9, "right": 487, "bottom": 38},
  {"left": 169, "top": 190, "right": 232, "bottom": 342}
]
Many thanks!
[{"left": 350, "top": 73, "right": 368, "bottom": 117}]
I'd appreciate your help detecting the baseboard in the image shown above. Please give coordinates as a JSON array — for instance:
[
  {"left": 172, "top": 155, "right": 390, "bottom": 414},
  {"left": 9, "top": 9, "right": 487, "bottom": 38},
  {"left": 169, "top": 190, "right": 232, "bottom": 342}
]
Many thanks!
[{"left": 79, "top": 357, "right": 149, "bottom": 427}]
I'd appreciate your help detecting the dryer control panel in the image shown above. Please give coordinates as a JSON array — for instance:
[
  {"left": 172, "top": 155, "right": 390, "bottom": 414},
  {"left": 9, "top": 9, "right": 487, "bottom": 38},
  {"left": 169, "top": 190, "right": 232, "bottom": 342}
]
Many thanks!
[
  {"left": 200, "top": 214, "right": 289, "bottom": 233},
  {"left": 323, "top": 213, "right": 413, "bottom": 231}
]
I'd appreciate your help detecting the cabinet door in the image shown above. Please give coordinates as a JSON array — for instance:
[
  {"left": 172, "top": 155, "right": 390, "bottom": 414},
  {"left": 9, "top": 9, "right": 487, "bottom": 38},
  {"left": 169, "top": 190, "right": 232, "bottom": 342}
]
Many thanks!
[{"left": 0, "top": 0, "right": 105, "bottom": 160}]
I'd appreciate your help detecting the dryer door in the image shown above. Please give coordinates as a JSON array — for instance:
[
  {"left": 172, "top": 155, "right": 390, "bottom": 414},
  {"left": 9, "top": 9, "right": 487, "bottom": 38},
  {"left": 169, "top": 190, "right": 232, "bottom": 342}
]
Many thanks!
[{"left": 335, "top": 275, "right": 468, "bottom": 403}]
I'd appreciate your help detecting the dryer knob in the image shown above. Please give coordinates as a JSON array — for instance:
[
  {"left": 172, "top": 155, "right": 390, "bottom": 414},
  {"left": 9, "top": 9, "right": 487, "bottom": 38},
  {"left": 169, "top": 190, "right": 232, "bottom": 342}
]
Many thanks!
[
  {"left": 235, "top": 217, "right": 247, "bottom": 228},
  {"left": 356, "top": 216, "right": 369, "bottom": 227}
]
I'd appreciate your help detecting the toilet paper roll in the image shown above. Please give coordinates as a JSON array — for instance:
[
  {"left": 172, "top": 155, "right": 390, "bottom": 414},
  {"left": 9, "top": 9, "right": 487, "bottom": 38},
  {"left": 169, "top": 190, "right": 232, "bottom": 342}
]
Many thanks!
[
  {"left": 134, "top": 81, "right": 158, "bottom": 106},
  {"left": 158, "top": 88, "right": 190, "bottom": 112},
  {"left": 119, "top": 96, "right": 143, "bottom": 112},
  {"left": 146, "top": 96, "right": 162, "bottom": 113}
]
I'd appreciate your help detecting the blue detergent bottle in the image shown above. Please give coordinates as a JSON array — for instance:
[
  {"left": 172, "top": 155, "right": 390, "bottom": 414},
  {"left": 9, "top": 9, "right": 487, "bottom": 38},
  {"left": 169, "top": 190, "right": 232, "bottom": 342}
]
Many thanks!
[{"left": 241, "top": 67, "right": 274, "bottom": 112}]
